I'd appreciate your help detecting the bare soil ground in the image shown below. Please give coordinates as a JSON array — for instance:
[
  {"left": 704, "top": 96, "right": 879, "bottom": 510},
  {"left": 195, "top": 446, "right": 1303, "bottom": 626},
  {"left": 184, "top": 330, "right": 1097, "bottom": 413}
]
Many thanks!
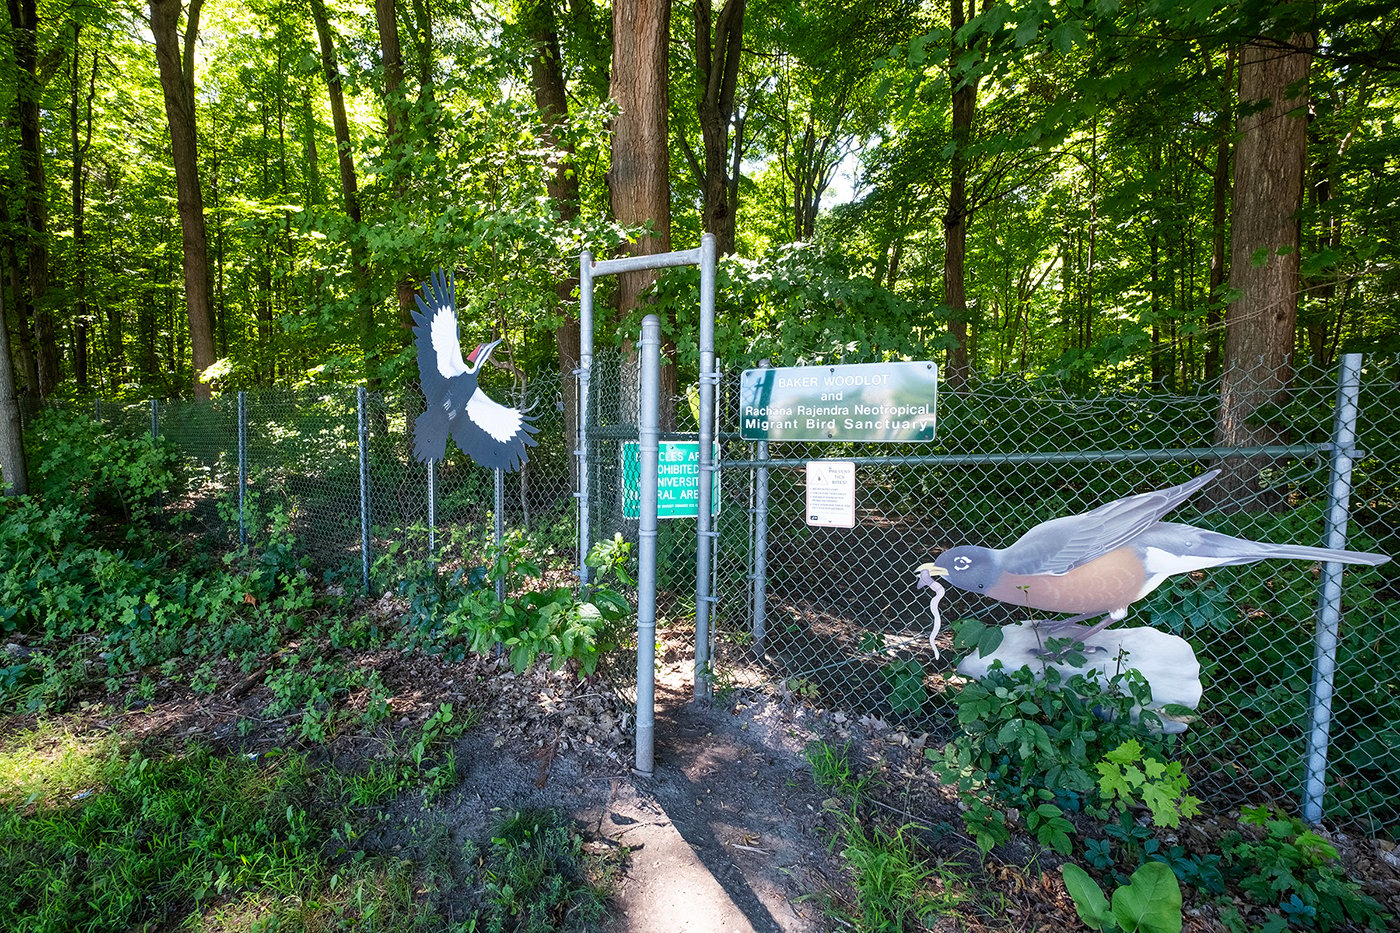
[{"left": 13, "top": 604, "right": 1400, "bottom": 933}]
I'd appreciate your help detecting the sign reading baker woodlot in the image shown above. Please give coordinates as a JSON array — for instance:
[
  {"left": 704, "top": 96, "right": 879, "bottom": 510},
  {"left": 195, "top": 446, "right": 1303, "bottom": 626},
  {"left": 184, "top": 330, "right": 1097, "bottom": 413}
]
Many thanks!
[{"left": 739, "top": 361, "right": 939, "bottom": 443}]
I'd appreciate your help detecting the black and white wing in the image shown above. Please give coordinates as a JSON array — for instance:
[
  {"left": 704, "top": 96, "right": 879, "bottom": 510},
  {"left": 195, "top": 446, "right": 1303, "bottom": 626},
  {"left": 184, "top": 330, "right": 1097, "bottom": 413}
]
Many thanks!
[
  {"left": 450, "top": 387, "right": 539, "bottom": 471},
  {"left": 411, "top": 268, "right": 468, "bottom": 403}
]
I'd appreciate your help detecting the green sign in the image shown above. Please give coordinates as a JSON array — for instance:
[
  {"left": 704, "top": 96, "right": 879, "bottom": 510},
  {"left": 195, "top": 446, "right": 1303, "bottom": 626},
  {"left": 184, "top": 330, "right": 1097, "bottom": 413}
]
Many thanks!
[
  {"left": 621, "top": 441, "right": 720, "bottom": 519},
  {"left": 739, "top": 361, "right": 938, "bottom": 442}
]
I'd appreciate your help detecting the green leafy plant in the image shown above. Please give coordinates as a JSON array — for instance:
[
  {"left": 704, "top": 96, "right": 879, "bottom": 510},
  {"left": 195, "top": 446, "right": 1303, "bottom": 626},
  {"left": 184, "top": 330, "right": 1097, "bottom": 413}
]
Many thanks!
[
  {"left": 1219, "top": 806, "right": 1390, "bottom": 932},
  {"left": 1061, "top": 861, "right": 1183, "bottom": 933},
  {"left": 1096, "top": 739, "right": 1202, "bottom": 829}
]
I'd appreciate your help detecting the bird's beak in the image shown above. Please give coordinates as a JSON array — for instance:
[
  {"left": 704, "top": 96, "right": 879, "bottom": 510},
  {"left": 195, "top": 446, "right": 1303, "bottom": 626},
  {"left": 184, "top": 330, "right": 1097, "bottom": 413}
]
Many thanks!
[
  {"left": 914, "top": 562, "right": 947, "bottom": 589},
  {"left": 468, "top": 339, "right": 502, "bottom": 371}
]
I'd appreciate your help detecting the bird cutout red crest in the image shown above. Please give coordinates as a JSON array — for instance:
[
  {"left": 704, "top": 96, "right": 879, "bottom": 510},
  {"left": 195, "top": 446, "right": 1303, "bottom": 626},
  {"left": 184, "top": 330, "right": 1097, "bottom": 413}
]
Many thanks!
[
  {"left": 410, "top": 268, "right": 538, "bottom": 471},
  {"left": 917, "top": 468, "right": 1389, "bottom": 649}
]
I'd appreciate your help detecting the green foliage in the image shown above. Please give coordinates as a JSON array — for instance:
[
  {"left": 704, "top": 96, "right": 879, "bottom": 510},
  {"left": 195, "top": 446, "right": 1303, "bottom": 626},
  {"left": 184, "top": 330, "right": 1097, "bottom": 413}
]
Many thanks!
[
  {"left": 472, "top": 809, "right": 612, "bottom": 933},
  {"left": 1219, "top": 806, "right": 1390, "bottom": 932},
  {"left": 0, "top": 741, "right": 329, "bottom": 931},
  {"left": 881, "top": 658, "right": 928, "bottom": 715},
  {"left": 27, "top": 411, "right": 182, "bottom": 528},
  {"left": 806, "top": 740, "right": 869, "bottom": 797},
  {"left": 1096, "top": 740, "right": 1202, "bottom": 829},
  {"left": 839, "top": 821, "right": 944, "bottom": 932},
  {"left": 1060, "top": 861, "right": 1183, "bottom": 933}
]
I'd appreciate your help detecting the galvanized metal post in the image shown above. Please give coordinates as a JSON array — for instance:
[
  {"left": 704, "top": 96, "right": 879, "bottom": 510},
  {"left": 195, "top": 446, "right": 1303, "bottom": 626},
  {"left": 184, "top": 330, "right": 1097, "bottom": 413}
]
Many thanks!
[
  {"left": 578, "top": 250, "right": 595, "bottom": 589},
  {"left": 427, "top": 460, "right": 437, "bottom": 573},
  {"left": 1303, "top": 352, "right": 1364, "bottom": 823},
  {"left": 752, "top": 360, "right": 771, "bottom": 646},
  {"left": 635, "top": 314, "right": 661, "bottom": 774},
  {"left": 494, "top": 467, "right": 506, "bottom": 601},
  {"left": 237, "top": 390, "right": 247, "bottom": 546},
  {"left": 149, "top": 398, "right": 158, "bottom": 440},
  {"left": 357, "top": 387, "right": 371, "bottom": 593},
  {"left": 695, "top": 233, "right": 717, "bottom": 700}
]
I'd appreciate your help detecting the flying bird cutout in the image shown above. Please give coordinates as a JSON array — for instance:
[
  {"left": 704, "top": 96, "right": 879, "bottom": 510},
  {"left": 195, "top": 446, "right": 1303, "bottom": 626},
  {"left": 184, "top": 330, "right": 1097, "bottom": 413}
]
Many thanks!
[{"left": 411, "top": 268, "right": 538, "bottom": 471}]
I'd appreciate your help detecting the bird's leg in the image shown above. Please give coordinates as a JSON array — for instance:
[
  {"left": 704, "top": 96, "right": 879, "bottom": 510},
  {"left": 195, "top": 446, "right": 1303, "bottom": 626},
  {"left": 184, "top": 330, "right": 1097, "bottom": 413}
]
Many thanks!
[{"left": 1031, "top": 609, "right": 1127, "bottom": 659}]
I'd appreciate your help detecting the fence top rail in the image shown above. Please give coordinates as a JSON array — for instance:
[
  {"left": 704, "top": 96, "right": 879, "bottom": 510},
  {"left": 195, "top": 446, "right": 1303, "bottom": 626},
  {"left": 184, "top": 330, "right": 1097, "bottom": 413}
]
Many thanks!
[
  {"left": 589, "top": 247, "right": 703, "bottom": 278},
  {"left": 717, "top": 443, "right": 1337, "bottom": 470}
]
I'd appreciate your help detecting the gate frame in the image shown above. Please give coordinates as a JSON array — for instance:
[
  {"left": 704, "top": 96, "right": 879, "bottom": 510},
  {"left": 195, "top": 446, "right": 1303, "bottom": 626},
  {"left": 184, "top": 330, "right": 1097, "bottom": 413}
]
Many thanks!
[{"left": 577, "top": 234, "right": 718, "bottom": 774}]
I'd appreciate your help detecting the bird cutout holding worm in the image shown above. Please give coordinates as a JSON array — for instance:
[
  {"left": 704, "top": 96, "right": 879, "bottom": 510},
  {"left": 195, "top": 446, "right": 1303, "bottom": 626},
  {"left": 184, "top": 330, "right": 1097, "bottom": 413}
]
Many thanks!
[
  {"left": 916, "top": 469, "right": 1388, "bottom": 652},
  {"left": 410, "top": 268, "right": 538, "bottom": 471}
]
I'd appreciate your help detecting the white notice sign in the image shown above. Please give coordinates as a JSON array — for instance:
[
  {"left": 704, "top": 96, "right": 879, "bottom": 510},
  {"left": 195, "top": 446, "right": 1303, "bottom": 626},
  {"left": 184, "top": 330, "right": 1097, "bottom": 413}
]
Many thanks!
[{"left": 806, "top": 461, "right": 856, "bottom": 528}]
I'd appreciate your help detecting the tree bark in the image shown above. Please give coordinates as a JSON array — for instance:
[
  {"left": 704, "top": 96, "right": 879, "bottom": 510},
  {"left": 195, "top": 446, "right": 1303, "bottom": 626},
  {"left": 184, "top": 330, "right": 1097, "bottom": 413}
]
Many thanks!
[
  {"left": 149, "top": 0, "right": 216, "bottom": 401},
  {"left": 0, "top": 281, "right": 27, "bottom": 495},
  {"left": 610, "top": 0, "right": 672, "bottom": 315},
  {"left": 942, "top": 0, "right": 978, "bottom": 392},
  {"left": 1213, "top": 32, "right": 1314, "bottom": 505},
  {"left": 70, "top": 25, "right": 98, "bottom": 392},
  {"left": 692, "top": 0, "right": 745, "bottom": 255},
  {"left": 8, "top": 0, "right": 59, "bottom": 396}
]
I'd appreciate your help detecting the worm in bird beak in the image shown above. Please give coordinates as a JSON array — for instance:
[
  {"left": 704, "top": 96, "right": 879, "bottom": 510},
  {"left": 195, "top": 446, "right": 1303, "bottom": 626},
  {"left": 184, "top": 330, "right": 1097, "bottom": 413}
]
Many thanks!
[
  {"left": 914, "top": 562, "right": 948, "bottom": 588},
  {"left": 913, "top": 563, "right": 948, "bottom": 659}
]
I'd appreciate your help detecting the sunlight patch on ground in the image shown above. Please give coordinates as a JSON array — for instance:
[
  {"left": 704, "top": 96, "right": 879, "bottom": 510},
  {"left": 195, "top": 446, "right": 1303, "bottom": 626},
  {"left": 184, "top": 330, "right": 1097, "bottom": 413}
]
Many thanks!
[{"left": 0, "top": 723, "right": 122, "bottom": 808}]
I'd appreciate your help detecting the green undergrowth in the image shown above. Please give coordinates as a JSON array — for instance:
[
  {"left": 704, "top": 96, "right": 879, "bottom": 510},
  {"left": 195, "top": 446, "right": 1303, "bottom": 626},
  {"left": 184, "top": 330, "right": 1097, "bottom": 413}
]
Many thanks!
[
  {"left": 935, "top": 619, "right": 1391, "bottom": 933},
  {"left": 1, "top": 412, "right": 632, "bottom": 742},
  {"left": 0, "top": 722, "right": 618, "bottom": 932},
  {"left": 805, "top": 740, "right": 990, "bottom": 932}
]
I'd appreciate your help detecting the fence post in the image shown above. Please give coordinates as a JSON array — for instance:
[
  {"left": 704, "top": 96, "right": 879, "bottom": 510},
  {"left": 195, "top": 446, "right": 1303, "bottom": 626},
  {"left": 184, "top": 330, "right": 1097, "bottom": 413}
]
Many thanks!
[
  {"left": 752, "top": 360, "right": 771, "bottom": 647},
  {"left": 577, "top": 250, "right": 595, "bottom": 590},
  {"left": 149, "top": 398, "right": 158, "bottom": 440},
  {"left": 238, "top": 390, "right": 247, "bottom": 546},
  {"left": 357, "top": 387, "right": 371, "bottom": 593},
  {"left": 1303, "top": 352, "right": 1364, "bottom": 823},
  {"left": 494, "top": 467, "right": 506, "bottom": 601},
  {"left": 635, "top": 313, "right": 661, "bottom": 774},
  {"left": 427, "top": 460, "right": 437, "bottom": 574},
  {"left": 695, "top": 233, "right": 717, "bottom": 700}
]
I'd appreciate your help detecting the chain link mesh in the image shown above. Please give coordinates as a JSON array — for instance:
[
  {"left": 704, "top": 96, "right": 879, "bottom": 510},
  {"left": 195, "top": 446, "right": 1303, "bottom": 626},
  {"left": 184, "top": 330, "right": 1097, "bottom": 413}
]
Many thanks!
[{"left": 711, "top": 356, "right": 1399, "bottom": 833}]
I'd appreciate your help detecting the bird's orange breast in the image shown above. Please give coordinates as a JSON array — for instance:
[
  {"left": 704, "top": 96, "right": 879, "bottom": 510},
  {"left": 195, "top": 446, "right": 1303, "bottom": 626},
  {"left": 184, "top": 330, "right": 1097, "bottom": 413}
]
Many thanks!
[{"left": 990, "top": 546, "right": 1147, "bottom": 614}]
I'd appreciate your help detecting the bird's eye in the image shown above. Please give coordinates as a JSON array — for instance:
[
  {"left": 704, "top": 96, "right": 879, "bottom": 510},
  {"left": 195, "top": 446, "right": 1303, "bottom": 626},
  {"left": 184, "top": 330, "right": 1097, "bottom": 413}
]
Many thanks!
[{"left": 952, "top": 556, "right": 972, "bottom": 571}]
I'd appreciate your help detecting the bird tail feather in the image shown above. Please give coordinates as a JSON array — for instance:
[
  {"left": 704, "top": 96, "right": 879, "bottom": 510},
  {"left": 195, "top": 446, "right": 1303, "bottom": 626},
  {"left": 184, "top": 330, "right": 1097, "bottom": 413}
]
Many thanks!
[{"left": 1248, "top": 543, "right": 1390, "bottom": 566}]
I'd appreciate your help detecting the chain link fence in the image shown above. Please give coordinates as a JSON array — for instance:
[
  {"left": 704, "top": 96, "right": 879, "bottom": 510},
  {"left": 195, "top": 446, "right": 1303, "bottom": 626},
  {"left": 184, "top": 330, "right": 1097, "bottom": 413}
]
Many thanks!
[
  {"left": 707, "top": 355, "right": 1399, "bottom": 834},
  {"left": 83, "top": 370, "right": 577, "bottom": 591}
]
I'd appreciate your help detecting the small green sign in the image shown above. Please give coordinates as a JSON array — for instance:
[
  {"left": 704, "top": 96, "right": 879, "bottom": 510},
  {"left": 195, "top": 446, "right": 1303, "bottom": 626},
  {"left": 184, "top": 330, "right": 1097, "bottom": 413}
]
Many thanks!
[
  {"left": 739, "top": 361, "right": 938, "bottom": 442},
  {"left": 621, "top": 441, "right": 721, "bottom": 519}
]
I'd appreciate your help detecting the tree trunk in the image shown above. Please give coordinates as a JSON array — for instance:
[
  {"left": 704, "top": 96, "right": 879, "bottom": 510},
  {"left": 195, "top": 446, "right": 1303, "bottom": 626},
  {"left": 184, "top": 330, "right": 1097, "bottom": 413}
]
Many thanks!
[
  {"left": 71, "top": 25, "right": 98, "bottom": 392},
  {"left": 149, "top": 0, "right": 216, "bottom": 401},
  {"left": 0, "top": 176, "right": 39, "bottom": 395},
  {"left": 9, "top": 0, "right": 59, "bottom": 396},
  {"left": 0, "top": 282, "right": 27, "bottom": 495},
  {"left": 942, "top": 0, "right": 979, "bottom": 392},
  {"left": 1212, "top": 32, "right": 1313, "bottom": 506},
  {"left": 308, "top": 0, "right": 375, "bottom": 382},
  {"left": 609, "top": 0, "right": 674, "bottom": 408},
  {"left": 692, "top": 0, "right": 745, "bottom": 256},
  {"left": 520, "top": 0, "right": 583, "bottom": 482},
  {"left": 374, "top": 0, "right": 419, "bottom": 334}
]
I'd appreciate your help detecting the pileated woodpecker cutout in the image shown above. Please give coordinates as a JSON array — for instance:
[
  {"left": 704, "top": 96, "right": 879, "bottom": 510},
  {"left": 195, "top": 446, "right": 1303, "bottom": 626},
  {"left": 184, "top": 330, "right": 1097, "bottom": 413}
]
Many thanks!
[{"left": 411, "top": 268, "right": 538, "bottom": 470}]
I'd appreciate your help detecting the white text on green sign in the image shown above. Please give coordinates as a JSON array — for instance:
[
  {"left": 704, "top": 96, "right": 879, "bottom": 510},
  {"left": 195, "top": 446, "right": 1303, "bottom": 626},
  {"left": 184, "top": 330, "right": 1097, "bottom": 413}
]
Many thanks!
[
  {"left": 622, "top": 441, "right": 720, "bottom": 519},
  {"left": 739, "top": 361, "right": 938, "bottom": 442}
]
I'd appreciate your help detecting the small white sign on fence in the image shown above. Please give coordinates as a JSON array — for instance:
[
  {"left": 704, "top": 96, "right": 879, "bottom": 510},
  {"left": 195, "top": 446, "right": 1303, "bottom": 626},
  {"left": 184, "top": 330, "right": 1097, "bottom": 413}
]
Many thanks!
[{"left": 805, "top": 460, "right": 856, "bottom": 528}]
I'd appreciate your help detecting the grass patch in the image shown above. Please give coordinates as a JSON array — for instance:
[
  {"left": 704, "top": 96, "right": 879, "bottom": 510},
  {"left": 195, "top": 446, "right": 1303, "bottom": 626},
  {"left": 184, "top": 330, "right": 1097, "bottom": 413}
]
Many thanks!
[
  {"left": 0, "top": 724, "right": 619, "bottom": 932},
  {"left": 805, "top": 740, "right": 973, "bottom": 932}
]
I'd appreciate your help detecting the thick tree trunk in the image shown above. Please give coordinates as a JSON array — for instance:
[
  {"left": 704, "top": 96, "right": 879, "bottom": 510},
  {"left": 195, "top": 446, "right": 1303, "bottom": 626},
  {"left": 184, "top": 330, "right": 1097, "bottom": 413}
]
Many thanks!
[
  {"left": 0, "top": 283, "right": 27, "bottom": 495},
  {"left": 9, "top": 0, "right": 59, "bottom": 396},
  {"left": 150, "top": 0, "right": 216, "bottom": 401},
  {"left": 0, "top": 180, "right": 39, "bottom": 394},
  {"left": 693, "top": 0, "right": 745, "bottom": 256},
  {"left": 520, "top": 0, "right": 583, "bottom": 481},
  {"left": 1213, "top": 33, "right": 1313, "bottom": 506},
  {"left": 71, "top": 26, "right": 97, "bottom": 392},
  {"left": 610, "top": 0, "right": 674, "bottom": 408}
]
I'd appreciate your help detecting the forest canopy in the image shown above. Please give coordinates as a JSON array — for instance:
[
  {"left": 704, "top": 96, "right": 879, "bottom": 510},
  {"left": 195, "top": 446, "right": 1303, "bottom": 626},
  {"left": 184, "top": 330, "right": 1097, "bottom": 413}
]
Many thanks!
[{"left": 1, "top": 0, "right": 1397, "bottom": 406}]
